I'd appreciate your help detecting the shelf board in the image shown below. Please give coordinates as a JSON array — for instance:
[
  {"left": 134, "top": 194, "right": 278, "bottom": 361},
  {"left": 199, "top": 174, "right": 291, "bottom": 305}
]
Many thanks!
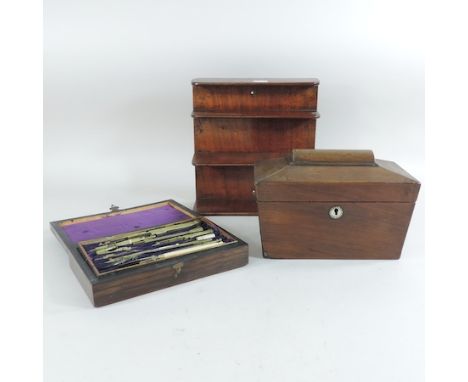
[
  {"left": 192, "top": 152, "right": 287, "bottom": 166},
  {"left": 192, "top": 111, "right": 320, "bottom": 119},
  {"left": 194, "top": 198, "right": 258, "bottom": 216},
  {"left": 192, "top": 78, "right": 320, "bottom": 86}
]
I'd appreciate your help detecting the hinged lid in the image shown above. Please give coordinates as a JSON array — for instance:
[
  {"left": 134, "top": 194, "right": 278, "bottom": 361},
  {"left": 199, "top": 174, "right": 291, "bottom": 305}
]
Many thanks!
[{"left": 254, "top": 149, "right": 420, "bottom": 202}]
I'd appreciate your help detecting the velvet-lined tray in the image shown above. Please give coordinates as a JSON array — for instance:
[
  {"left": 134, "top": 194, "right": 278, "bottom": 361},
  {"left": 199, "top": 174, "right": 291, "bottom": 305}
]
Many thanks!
[{"left": 50, "top": 200, "right": 248, "bottom": 306}]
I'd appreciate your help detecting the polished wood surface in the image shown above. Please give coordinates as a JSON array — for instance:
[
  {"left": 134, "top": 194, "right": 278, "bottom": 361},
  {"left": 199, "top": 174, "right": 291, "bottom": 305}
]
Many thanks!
[
  {"left": 50, "top": 200, "right": 249, "bottom": 306},
  {"left": 193, "top": 84, "right": 318, "bottom": 112},
  {"left": 292, "top": 149, "right": 375, "bottom": 164},
  {"left": 192, "top": 79, "right": 319, "bottom": 215},
  {"left": 93, "top": 245, "right": 248, "bottom": 306},
  {"left": 256, "top": 179, "right": 420, "bottom": 202},
  {"left": 258, "top": 202, "right": 416, "bottom": 259},
  {"left": 192, "top": 111, "right": 319, "bottom": 119},
  {"left": 255, "top": 150, "right": 420, "bottom": 259},
  {"left": 194, "top": 118, "right": 316, "bottom": 153},
  {"left": 255, "top": 151, "right": 421, "bottom": 202},
  {"left": 195, "top": 166, "right": 256, "bottom": 205},
  {"left": 195, "top": 166, "right": 258, "bottom": 214}
]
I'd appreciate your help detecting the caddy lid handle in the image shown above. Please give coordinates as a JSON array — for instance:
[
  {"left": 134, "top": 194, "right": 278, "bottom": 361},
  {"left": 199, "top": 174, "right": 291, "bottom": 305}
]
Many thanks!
[{"left": 292, "top": 149, "right": 375, "bottom": 166}]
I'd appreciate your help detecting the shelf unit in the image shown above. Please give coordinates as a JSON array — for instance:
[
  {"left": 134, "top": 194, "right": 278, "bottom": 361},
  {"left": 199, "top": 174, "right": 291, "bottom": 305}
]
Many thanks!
[{"left": 191, "top": 78, "right": 320, "bottom": 215}]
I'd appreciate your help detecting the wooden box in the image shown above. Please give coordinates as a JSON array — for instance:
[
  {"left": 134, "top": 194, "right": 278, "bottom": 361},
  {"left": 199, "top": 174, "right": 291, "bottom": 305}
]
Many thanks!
[
  {"left": 192, "top": 78, "right": 320, "bottom": 215},
  {"left": 50, "top": 200, "right": 248, "bottom": 306},
  {"left": 254, "top": 150, "right": 420, "bottom": 259}
]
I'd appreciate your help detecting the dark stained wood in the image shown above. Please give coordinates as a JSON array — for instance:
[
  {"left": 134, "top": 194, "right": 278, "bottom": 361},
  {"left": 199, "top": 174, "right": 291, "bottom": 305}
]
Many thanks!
[
  {"left": 93, "top": 245, "right": 248, "bottom": 306},
  {"left": 256, "top": 181, "right": 420, "bottom": 203},
  {"left": 255, "top": 151, "right": 421, "bottom": 203},
  {"left": 258, "top": 202, "right": 416, "bottom": 259},
  {"left": 195, "top": 166, "right": 258, "bottom": 214},
  {"left": 194, "top": 163, "right": 259, "bottom": 214},
  {"left": 192, "top": 79, "right": 319, "bottom": 215},
  {"left": 50, "top": 200, "right": 249, "bottom": 306},
  {"left": 67, "top": 239, "right": 95, "bottom": 302},
  {"left": 195, "top": 166, "right": 256, "bottom": 202},
  {"left": 255, "top": 150, "right": 420, "bottom": 259},
  {"left": 191, "top": 111, "right": 320, "bottom": 119},
  {"left": 193, "top": 84, "right": 318, "bottom": 112},
  {"left": 194, "top": 118, "right": 316, "bottom": 154},
  {"left": 292, "top": 149, "right": 375, "bottom": 164}
]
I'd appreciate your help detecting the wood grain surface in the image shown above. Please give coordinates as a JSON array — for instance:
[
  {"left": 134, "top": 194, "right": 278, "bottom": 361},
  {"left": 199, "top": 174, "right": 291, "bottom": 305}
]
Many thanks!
[
  {"left": 195, "top": 166, "right": 256, "bottom": 202},
  {"left": 258, "top": 201, "right": 416, "bottom": 259},
  {"left": 254, "top": 151, "right": 420, "bottom": 259},
  {"left": 193, "top": 84, "right": 318, "bottom": 112},
  {"left": 194, "top": 118, "right": 316, "bottom": 153},
  {"left": 92, "top": 245, "right": 248, "bottom": 306},
  {"left": 192, "top": 79, "right": 319, "bottom": 215}
]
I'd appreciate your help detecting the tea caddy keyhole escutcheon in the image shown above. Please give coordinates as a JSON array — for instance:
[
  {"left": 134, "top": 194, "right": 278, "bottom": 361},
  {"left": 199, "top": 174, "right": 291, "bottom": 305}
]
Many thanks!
[{"left": 329, "top": 206, "right": 343, "bottom": 219}]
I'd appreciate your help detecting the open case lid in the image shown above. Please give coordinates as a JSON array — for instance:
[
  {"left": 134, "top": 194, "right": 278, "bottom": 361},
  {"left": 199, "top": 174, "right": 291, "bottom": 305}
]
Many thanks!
[
  {"left": 50, "top": 200, "right": 248, "bottom": 282},
  {"left": 254, "top": 150, "right": 421, "bottom": 202}
]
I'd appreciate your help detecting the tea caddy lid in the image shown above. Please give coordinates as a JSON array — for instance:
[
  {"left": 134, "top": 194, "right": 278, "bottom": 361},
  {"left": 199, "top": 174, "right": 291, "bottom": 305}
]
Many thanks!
[{"left": 254, "top": 149, "right": 420, "bottom": 203}]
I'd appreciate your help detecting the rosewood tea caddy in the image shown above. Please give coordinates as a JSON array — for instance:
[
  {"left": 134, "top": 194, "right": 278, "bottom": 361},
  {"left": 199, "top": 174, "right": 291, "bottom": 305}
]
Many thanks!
[
  {"left": 254, "top": 149, "right": 420, "bottom": 259},
  {"left": 191, "top": 78, "right": 320, "bottom": 215},
  {"left": 50, "top": 200, "right": 248, "bottom": 306}
]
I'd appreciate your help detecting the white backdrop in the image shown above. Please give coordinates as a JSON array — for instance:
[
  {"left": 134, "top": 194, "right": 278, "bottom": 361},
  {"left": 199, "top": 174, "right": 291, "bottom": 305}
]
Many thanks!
[{"left": 44, "top": 1, "right": 424, "bottom": 381}]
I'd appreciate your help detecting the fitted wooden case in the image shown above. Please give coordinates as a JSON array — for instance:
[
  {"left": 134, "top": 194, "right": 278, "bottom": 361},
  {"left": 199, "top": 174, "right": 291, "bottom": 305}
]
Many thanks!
[
  {"left": 50, "top": 200, "right": 248, "bottom": 306},
  {"left": 255, "top": 150, "right": 420, "bottom": 259},
  {"left": 192, "top": 78, "right": 320, "bottom": 215}
]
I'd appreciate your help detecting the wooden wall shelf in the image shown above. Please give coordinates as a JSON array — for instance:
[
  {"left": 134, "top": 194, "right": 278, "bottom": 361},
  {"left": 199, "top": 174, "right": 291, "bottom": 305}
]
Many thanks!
[{"left": 191, "top": 78, "right": 320, "bottom": 215}]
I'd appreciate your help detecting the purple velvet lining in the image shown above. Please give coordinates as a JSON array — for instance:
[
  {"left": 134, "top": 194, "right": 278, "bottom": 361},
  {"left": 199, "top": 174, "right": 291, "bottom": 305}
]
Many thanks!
[{"left": 62, "top": 204, "right": 190, "bottom": 244}]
